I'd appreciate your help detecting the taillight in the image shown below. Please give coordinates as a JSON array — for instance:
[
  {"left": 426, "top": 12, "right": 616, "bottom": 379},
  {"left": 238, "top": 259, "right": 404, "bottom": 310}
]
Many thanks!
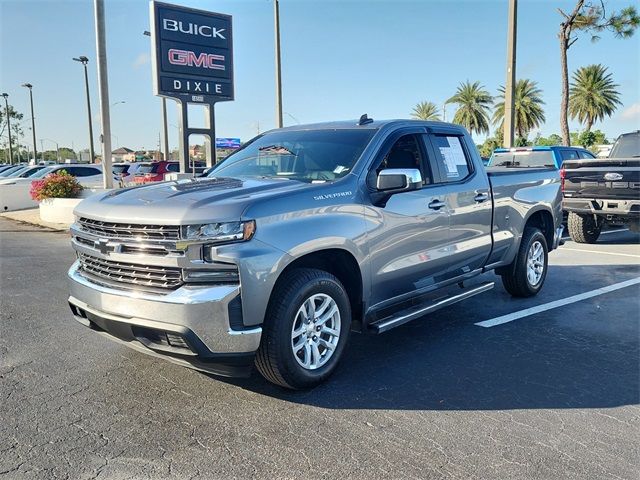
[{"left": 560, "top": 167, "right": 566, "bottom": 192}]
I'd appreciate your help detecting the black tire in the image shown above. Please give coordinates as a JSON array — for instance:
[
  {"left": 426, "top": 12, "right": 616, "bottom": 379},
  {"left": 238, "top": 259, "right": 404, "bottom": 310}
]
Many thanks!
[
  {"left": 500, "top": 227, "right": 548, "bottom": 298},
  {"left": 255, "top": 268, "right": 351, "bottom": 389},
  {"left": 567, "top": 212, "right": 601, "bottom": 244}
]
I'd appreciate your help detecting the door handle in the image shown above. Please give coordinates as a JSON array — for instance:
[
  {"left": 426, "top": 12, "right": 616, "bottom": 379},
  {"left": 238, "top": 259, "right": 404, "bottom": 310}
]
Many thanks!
[
  {"left": 428, "top": 199, "right": 446, "bottom": 210},
  {"left": 474, "top": 192, "right": 489, "bottom": 203}
]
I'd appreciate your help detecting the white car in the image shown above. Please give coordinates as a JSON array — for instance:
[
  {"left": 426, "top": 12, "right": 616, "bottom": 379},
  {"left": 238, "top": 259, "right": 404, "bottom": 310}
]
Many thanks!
[
  {"left": 0, "top": 165, "right": 48, "bottom": 185},
  {"left": 0, "top": 164, "right": 106, "bottom": 187}
]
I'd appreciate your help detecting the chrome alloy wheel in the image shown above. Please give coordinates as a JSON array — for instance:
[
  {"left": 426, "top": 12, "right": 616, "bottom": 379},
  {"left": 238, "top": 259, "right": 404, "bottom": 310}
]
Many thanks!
[
  {"left": 291, "top": 293, "right": 341, "bottom": 370},
  {"left": 526, "top": 240, "right": 545, "bottom": 286}
]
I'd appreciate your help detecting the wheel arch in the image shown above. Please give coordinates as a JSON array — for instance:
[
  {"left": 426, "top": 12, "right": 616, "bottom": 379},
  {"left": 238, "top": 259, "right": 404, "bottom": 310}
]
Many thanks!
[
  {"left": 271, "top": 248, "right": 365, "bottom": 330},
  {"left": 523, "top": 207, "right": 555, "bottom": 249}
]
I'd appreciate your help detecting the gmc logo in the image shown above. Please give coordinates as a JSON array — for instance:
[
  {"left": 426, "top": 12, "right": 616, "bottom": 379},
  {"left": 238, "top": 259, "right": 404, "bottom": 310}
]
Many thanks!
[
  {"left": 163, "top": 19, "right": 226, "bottom": 40},
  {"left": 168, "top": 49, "right": 225, "bottom": 71}
]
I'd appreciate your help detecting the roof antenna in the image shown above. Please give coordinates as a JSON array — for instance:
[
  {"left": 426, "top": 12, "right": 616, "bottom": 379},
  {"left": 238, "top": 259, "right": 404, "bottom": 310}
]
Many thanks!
[{"left": 358, "top": 113, "right": 374, "bottom": 125}]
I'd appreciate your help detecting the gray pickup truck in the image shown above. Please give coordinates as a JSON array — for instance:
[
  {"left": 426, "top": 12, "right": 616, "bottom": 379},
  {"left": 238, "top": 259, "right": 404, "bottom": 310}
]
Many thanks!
[{"left": 68, "top": 118, "right": 563, "bottom": 389}]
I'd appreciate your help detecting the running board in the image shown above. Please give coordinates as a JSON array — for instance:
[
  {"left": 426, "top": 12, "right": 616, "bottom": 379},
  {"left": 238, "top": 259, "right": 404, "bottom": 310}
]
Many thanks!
[{"left": 369, "top": 281, "right": 494, "bottom": 333}]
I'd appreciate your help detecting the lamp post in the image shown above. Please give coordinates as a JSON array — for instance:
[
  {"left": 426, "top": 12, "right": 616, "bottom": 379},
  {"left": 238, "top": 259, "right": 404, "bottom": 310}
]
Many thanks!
[
  {"left": 21, "top": 84, "right": 37, "bottom": 163},
  {"left": 274, "top": 0, "right": 283, "bottom": 128},
  {"left": 110, "top": 100, "right": 125, "bottom": 148},
  {"left": 1, "top": 93, "right": 14, "bottom": 164},
  {"left": 41, "top": 138, "right": 60, "bottom": 162},
  {"left": 72, "top": 56, "right": 96, "bottom": 163}
]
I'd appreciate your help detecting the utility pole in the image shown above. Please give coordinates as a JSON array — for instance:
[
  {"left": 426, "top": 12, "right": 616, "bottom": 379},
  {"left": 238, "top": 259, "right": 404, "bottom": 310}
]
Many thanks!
[
  {"left": 1, "top": 93, "right": 14, "bottom": 164},
  {"left": 274, "top": 0, "right": 283, "bottom": 128},
  {"left": 73, "top": 56, "right": 96, "bottom": 164},
  {"left": 93, "top": 0, "right": 113, "bottom": 188},
  {"left": 503, "top": 0, "right": 518, "bottom": 148},
  {"left": 21, "top": 84, "right": 37, "bottom": 162}
]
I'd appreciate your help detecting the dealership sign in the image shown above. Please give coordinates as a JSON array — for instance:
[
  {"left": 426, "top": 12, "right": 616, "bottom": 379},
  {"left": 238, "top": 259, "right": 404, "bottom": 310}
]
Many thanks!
[{"left": 150, "top": 1, "right": 234, "bottom": 102}]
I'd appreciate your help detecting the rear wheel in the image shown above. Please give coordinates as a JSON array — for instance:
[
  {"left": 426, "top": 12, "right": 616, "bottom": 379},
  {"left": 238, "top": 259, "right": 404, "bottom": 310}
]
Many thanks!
[
  {"left": 255, "top": 268, "right": 351, "bottom": 389},
  {"left": 500, "top": 227, "right": 548, "bottom": 298},
  {"left": 567, "top": 212, "right": 601, "bottom": 244}
]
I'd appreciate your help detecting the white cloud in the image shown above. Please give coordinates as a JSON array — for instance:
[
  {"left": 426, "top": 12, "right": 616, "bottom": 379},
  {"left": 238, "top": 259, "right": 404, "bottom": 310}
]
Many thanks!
[
  {"left": 133, "top": 52, "right": 150, "bottom": 69},
  {"left": 621, "top": 102, "right": 640, "bottom": 121}
]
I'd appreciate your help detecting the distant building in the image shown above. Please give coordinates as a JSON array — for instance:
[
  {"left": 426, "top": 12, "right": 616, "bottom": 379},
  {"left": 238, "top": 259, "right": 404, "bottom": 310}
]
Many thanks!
[{"left": 112, "top": 147, "right": 134, "bottom": 163}]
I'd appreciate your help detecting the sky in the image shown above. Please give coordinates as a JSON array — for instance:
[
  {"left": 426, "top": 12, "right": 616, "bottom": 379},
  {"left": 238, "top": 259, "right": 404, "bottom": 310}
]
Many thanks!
[{"left": 1, "top": 0, "right": 639, "bottom": 155}]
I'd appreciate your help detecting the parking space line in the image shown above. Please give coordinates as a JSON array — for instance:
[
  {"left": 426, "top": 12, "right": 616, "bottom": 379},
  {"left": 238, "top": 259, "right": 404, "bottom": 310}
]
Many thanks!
[
  {"left": 560, "top": 248, "right": 640, "bottom": 259},
  {"left": 475, "top": 277, "right": 640, "bottom": 328},
  {"left": 561, "top": 228, "right": 628, "bottom": 240}
]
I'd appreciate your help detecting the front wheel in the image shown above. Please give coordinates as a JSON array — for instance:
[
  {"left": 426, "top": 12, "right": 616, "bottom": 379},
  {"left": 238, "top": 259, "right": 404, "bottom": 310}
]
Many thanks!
[
  {"left": 500, "top": 227, "right": 549, "bottom": 298},
  {"left": 255, "top": 268, "right": 351, "bottom": 389}
]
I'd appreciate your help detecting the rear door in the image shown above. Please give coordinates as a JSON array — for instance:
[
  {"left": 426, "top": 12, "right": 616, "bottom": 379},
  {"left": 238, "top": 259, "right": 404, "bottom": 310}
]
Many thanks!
[{"left": 424, "top": 132, "right": 493, "bottom": 277}]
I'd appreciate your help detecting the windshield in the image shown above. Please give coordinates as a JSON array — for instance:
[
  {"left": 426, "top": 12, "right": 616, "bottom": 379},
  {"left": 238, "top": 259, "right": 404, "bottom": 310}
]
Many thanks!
[
  {"left": 490, "top": 151, "right": 555, "bottom": 168},
  {"left": 610, "top": 134, "right": 640, "bottom": 158},
  {"left": 209, "top": 129, "right": 376, "bottom": 182},
  {"left": 14, "top": 166, "right": 44, "bottom": 178},
  {"left": 0, "top": 166, "right": 25, "bottom": 177},
  {"left": 5, "top": 167, "right": 30, "bottom": 178},
  {"left": 112, "top": 165, "right": 129, "bottom": 174},
  {"left": 137, "top": 164, "right": 158, "bottom": 174},
  {"left": 30, "top": 166, "right": 57, "bottom": 179}
]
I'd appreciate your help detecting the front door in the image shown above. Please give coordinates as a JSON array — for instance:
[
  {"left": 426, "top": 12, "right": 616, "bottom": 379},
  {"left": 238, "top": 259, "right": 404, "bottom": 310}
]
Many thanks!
[{"left": 365, "top": 131, "right": 452, "bottom": 309}]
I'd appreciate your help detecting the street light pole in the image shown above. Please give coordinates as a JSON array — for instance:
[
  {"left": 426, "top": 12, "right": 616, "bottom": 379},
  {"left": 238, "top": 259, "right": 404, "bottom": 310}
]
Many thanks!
[
  {"left": 73, "top": 56, "right": 96, "bottom": 163},
  {"left": 274, "top": 0, "right": 283, "bottom": 128},
  {"left": 93, "top": 0, "right": 113, "bottom": 188},
  {"left": 1, "top": 93, "right": 14, "bottom": 164},
  {"left": 21, "top": 84, "right": 37, "bottom": 163},
  {"left": 503, "top": 0, "right": 518, "bottom": 148}
]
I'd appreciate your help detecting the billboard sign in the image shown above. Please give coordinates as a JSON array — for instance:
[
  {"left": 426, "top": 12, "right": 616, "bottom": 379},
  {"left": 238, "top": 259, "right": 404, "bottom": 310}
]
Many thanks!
[
  {"left": 150, "top": 1, "right": 234, "bottom": 103},
  {"left": 215, "top": 138, "right": 241, "bottom": 149}
]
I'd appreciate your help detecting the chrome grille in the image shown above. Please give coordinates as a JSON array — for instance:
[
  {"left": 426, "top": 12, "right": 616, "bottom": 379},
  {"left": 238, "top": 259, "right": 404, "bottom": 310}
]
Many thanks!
[
  {"left": 77, "top": 253, "right": 182, "bottom": 293},
  {"left": 77, "top": 217, "right": 180, "bottom": 241}
]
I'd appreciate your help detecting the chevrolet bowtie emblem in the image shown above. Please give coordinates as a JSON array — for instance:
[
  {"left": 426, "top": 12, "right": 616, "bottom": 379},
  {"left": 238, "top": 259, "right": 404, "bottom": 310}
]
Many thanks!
[{"left": 94, "top": 239, "right": 110, "bottom": 254}]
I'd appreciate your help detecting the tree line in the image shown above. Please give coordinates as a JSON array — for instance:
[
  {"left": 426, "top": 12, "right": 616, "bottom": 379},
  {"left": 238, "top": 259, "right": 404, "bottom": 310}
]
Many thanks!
[{"left": 412, "top": 1, "right": 638, "bottom": 151}]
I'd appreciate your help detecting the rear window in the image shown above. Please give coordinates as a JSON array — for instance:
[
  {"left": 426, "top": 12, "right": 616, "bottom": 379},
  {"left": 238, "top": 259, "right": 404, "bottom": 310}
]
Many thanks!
[
  {"left": 491, "top": 151, "right": 555, "bottom": 168},
  {"left": 166, "top": 163, "right": 179, "bottom": 172},
  {"left": 610, "top": 134, "right": 640, "bottom": 158},
  {"left": 137, "top": 163, "right": 158, "bottom": 174}
]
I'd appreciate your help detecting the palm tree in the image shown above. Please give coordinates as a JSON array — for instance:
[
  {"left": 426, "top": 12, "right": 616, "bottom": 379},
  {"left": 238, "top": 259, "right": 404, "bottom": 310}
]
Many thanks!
[
  {"left": 493, "top": 79, "right": 546, "bottom": 140},
  {"left": 446, "top": 81, "right": 493, "bottom": 136},
  {"left": 569, "top": 64, "right": 622, "bottom": 132},
  {"left": 411, "top": 101, "right": 440, "bottom": 121}
]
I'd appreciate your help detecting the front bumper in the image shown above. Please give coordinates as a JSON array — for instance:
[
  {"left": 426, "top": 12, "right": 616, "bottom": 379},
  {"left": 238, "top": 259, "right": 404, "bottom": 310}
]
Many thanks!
[{"left": 67, "top": 261, "right": 262, "bottom": 377}]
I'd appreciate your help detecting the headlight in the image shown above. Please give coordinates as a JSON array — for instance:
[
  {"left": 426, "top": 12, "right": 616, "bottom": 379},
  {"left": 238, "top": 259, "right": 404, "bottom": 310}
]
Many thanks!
[{"left": 182, "top": 220, "right": 256, "bottom": 243}]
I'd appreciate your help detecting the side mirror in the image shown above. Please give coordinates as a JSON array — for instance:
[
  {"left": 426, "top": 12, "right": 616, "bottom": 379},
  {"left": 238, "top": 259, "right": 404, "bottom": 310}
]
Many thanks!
[{"left": 376, "top": 168, "right": 422, "bottom": 193}]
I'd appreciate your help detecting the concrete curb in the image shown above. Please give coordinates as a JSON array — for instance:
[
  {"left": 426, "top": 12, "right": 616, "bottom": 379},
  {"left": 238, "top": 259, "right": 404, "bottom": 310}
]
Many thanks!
[{"left": 0, "top": 208, "right": 70, "bottom": 232}]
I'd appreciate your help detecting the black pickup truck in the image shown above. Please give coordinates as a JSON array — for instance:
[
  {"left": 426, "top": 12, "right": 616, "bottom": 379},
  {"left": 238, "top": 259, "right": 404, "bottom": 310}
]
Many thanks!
[{"left": 563, "top": 131, "right": 640, "bottom": 243}]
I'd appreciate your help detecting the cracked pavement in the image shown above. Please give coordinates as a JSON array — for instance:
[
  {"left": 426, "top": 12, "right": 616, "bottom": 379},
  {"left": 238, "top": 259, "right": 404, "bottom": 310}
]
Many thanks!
[{"left": 0, "top": 217, "right": 639, "bottom": 479}]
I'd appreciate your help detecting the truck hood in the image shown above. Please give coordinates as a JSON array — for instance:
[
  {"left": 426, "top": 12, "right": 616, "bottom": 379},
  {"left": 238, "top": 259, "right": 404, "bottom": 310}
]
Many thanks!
[{"left": 74, "top": 177, "right": 309, "bottom": 224}]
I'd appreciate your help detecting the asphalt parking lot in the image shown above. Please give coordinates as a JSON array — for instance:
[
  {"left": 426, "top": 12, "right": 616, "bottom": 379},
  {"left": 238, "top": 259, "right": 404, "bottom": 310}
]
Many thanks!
[{"left": 1, "top": 217, "right": 639, "bottom": 480}]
